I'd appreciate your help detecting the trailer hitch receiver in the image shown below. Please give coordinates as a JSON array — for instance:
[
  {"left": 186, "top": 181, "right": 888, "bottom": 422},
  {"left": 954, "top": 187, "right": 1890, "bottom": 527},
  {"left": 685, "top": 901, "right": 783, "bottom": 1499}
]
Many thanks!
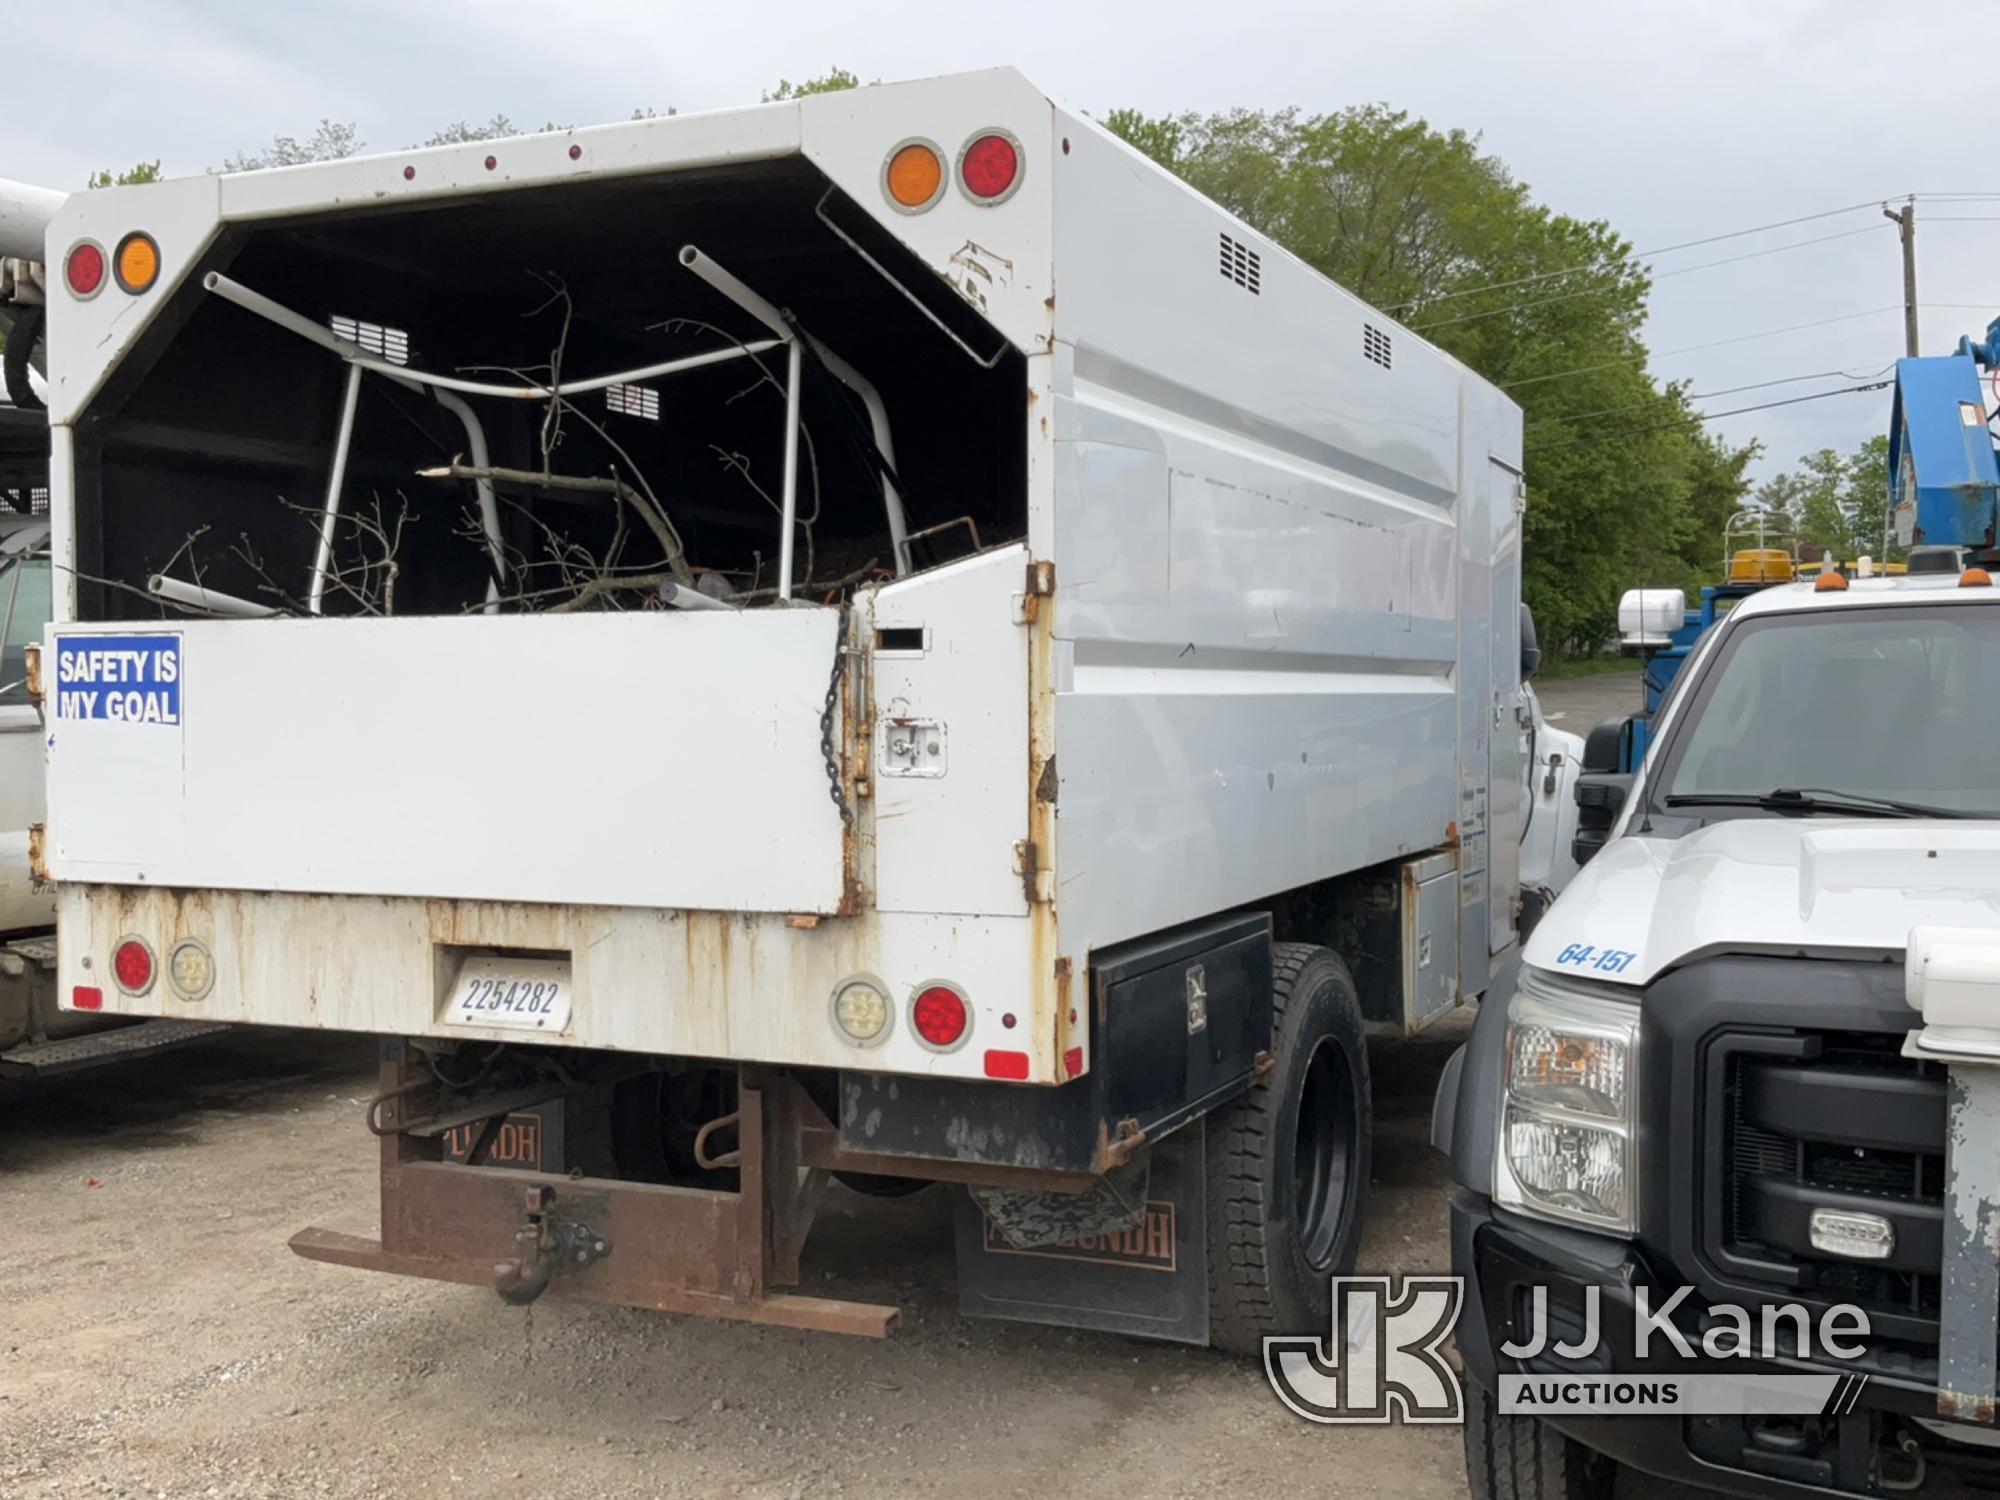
[{"left": 493, "top": 1184, "right": 611, "bottom": 1306}]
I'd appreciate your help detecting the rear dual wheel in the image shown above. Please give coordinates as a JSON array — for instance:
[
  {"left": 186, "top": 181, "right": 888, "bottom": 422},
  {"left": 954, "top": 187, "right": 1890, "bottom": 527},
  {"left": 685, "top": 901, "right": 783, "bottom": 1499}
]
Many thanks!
[{"left": 1206, "top": 943, "right": 1371, "bottom": 1355}]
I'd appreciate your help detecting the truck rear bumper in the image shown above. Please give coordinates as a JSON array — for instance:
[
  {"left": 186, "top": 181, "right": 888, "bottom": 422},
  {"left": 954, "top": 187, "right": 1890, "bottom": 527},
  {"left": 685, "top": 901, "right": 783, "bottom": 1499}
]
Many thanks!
[
  {"left": 55, "top": 884, "right": 1051, "bottom": 1081},
  {"left": 307, "top": 1043, "right": 900, "bottom": 1336}
]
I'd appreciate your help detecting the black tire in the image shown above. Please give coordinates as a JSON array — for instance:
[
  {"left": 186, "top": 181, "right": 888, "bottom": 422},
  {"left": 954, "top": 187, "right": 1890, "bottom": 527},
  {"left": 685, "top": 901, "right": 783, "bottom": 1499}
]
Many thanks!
[
  {"left": 833, "top": 1171, "right": 930, "bottom": 1198},
  {"left": 1206, "top": 942, "right": 1370, "bottom": 1355},
  {"left": 4, "top": 305, "right": 44, "bottom": 411},
  {"left": 1464, "top": 1384, "right": 1614, "bottom": 1500}
]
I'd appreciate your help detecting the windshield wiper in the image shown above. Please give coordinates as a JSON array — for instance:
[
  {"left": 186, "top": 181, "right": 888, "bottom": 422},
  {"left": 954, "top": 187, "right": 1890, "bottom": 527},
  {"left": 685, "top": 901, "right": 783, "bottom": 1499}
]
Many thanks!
[{"left": 1664, "top": 788, "right": 1975, "bottom": 819}]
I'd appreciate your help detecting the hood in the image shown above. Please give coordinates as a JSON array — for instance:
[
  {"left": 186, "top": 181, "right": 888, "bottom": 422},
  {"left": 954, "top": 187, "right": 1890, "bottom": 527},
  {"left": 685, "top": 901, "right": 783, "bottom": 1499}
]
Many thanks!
[{"left": 1522, "top": 818, "right": 2000, "bottom": 985}]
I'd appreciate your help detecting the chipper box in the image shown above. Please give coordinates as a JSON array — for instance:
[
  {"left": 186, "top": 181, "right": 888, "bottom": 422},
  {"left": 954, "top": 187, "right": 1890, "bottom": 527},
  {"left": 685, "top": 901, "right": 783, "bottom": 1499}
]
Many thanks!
[{"left": 36, "top": 69, "right": 1549, "bottom": 1348}]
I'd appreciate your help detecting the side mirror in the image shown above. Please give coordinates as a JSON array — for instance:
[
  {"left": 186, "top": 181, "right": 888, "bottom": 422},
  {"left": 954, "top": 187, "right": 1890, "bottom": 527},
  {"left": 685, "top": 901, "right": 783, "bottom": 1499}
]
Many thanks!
[
  {"left": 1519, "top": 602, "right": 1541, "bottom": 680},
  {"left": 1572, "top": 713, "right": 1639, "bottom": 865},
  {"left": 1572, "top": 774, "right": 1633, "bottom": 866}
]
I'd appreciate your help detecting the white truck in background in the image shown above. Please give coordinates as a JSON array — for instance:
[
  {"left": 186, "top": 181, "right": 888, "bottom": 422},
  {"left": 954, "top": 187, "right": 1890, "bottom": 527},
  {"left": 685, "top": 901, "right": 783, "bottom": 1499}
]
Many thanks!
[{"left": 38, "top": 69, "right": 1577, "bottom": 1346}]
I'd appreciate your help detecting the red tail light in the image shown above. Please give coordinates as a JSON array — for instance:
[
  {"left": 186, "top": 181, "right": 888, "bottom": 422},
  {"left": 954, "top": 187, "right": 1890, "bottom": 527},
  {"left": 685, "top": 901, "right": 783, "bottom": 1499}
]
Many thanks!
[
  {"left": 112, "top": 937, "right": 155, "bottom": 995},
  {"left": 72, "top": 985, "right": 104, "bottom": 1011},
  {"left": 911, "top": 983, "right": 970, "bottom": 1050},
  {"left": 65, "top": 240, "right": 107, "bottom": 299},
  {"left": 958, "top": 131, "right": 1022, "bottom": 203},
  {"left": 983, "top": 1049, "right": 1029, "bottom": 1080}
]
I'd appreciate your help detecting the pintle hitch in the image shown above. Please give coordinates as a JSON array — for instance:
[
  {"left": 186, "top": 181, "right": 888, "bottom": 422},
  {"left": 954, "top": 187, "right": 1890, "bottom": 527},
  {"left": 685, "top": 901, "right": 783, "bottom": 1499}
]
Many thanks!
[{"left": 493, "top": 1184, "right": 612, "bottom": 1307}]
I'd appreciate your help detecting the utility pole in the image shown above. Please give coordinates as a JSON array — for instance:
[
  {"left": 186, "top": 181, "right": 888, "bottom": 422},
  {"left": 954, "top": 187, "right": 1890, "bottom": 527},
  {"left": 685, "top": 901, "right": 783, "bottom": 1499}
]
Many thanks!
[{"left": 1884, "top": 197, "right": 1919, "bottom": 357}]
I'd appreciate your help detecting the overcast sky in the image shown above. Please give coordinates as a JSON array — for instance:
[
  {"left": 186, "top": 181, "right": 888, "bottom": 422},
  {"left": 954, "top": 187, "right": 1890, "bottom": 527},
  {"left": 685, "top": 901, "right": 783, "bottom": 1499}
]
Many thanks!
[{"left": 12, "top": 0, "right": 1995, "bottom": 483}]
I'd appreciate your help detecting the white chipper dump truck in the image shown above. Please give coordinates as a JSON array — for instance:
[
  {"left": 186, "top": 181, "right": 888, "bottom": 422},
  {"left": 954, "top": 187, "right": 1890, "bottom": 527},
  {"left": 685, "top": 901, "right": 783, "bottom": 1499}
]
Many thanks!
[{"left": 36, "top": 69, "right": 1573, "bottom": 1346}]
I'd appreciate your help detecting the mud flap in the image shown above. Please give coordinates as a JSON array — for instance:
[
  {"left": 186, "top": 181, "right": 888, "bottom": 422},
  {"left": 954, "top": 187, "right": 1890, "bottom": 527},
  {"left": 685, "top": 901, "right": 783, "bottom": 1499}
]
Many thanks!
[{"left": 953, "top": 1121, "right": 1208, "bottom": 1344}]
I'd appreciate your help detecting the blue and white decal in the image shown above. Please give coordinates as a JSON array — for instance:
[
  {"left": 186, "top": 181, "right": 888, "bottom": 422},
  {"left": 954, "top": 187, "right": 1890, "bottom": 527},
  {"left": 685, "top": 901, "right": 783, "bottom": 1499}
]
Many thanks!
[
  {"left": 54, "top": 634, "right": 182, "bottom": 726},
  {"left": 1553, "top": 942, "right": 1638, "bottom": 976}
]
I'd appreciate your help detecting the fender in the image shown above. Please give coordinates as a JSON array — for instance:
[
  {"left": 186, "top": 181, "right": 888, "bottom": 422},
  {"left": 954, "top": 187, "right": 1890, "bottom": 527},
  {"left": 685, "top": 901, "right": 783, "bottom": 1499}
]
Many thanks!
[{"left": 1430, "top": 953, "right": 1518, "bottom": 1196}]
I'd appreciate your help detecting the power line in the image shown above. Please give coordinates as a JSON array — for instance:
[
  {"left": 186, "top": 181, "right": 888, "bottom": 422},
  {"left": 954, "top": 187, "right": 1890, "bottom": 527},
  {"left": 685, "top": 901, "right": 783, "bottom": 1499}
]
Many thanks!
[
  {"left": 1539, "top": 381, "right": 1893, "bottom": 445},
  {"left": 1524, "top": 365, "right": 1899, "bottom": 430},
  {"left": 1499, "top": 303, "right": 2000, "bottom": 393},
  {"left": 1386, "top": 197, "right": 1892, "bottom": 313},
  {"left": 1409, "top": 224, "right": 1891, "bottom": 334}
]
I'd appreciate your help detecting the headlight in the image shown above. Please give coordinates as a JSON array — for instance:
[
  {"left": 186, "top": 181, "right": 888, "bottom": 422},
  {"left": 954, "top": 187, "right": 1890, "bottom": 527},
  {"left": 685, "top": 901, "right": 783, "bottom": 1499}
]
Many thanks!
[{"left": 1494, "top": 967, "right": 1640, "bottom": 1234}]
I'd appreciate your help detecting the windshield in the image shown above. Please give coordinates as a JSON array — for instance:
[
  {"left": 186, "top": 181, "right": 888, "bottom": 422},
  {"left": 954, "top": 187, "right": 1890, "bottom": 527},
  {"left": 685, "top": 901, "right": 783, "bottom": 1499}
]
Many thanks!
[
  {"left": 0, "top": 554, "right": 50, "bottom": 708},
  {"left": 1650, "top": 603, "right": 2000, "bottom": 818}
]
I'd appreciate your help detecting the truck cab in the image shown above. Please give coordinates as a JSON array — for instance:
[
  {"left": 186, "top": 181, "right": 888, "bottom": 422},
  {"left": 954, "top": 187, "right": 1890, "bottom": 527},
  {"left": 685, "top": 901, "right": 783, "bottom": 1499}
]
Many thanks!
[{"left": 1438, "top": 567, "right": 2000, "bottom": 1497}]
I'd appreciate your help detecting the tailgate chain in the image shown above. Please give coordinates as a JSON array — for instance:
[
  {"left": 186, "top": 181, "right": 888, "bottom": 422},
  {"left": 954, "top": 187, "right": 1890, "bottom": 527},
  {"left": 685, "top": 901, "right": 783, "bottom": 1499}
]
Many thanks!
[{"left": 820, "top": 611, "right": 851, "bottom": 823}]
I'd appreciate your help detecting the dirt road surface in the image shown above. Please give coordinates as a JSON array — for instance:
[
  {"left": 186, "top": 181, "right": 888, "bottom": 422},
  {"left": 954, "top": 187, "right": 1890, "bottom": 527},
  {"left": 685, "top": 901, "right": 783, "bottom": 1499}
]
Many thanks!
[{"left": 0, "top": 677, "right": 1634, "bottom": 1500}]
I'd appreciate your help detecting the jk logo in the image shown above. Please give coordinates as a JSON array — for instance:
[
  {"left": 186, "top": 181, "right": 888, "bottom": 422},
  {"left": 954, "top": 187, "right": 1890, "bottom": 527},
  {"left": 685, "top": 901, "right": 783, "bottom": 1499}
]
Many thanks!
[{"left": 1264, "top": 1275, "right": 1465, "bottom": 1424}]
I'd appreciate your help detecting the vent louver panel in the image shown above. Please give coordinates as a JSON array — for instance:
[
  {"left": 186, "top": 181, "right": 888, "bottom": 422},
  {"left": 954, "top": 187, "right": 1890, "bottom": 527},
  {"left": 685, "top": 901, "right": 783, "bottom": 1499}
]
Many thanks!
[
  {"left": 330, "top": 315, "right": 410, "bottom": 366},
  {"left": 605, "top": 383, "right": 660, "bottom": 421},
  {"left": 1363, "top": 323, "right": 1393, "bottom": 369},
  {"left": 1218, "top": 233, "right": 1261, "bottom": 295}
]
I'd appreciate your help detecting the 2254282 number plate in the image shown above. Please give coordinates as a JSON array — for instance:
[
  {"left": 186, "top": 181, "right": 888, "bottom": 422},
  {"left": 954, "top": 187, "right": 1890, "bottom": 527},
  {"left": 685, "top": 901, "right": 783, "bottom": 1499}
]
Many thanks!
[{"left": 442, "top": 955, "right": 573, "bottom": 1033}]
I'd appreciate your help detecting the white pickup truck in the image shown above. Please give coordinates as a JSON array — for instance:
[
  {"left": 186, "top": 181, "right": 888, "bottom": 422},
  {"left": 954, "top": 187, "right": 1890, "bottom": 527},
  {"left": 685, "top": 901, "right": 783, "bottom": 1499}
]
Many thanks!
[
  {"left": 39, "top": 68, "right": 1576, "bottom": 1346},
  {"left": 1439, "top": 564, "right": 2000, "bottom": 1496}
]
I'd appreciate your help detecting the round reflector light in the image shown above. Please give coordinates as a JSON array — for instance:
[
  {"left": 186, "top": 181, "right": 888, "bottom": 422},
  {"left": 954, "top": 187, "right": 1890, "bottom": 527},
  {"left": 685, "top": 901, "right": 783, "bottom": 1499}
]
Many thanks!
[
  {"left": 167, "top": 939, "right": 215, "bottom": 1001},
  {"left": 958, "top": 131, "right": 1022, "bottom": 203},
  {"left": 113, "top": 231, "right": 161, "bottom": 295},
  {"left": 883, "top": 140, "right": 945, "bottom": 213},
  {"left": 65, "top": 240, "right": 107, "bottom": 300},
  {"left": 831, "top": 976, "right": 892, "bottom": 1047},
  {"left": 911, "top": 983, "right": 970, "bottom": 1051},
  {"left": 112, "top": 936, "right": 155, "bottom": 996}
]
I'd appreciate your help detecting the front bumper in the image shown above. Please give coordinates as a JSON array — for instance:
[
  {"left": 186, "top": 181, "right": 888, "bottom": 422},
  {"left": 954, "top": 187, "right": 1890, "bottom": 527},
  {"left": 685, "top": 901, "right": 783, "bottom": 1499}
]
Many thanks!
[{"left": 1453, "top": 1190, "right": 1993, "bottom": 1499}]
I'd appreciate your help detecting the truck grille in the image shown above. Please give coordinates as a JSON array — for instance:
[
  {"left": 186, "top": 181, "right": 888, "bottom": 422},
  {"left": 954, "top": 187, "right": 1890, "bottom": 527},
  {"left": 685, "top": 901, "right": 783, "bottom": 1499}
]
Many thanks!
[{"left": 1711, "top": 1031, "right": 1944, "bottom": 1334}]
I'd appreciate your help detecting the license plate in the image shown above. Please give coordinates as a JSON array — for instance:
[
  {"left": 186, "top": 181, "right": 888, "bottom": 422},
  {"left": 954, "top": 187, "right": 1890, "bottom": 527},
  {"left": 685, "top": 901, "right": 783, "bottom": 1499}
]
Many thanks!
[
  {"left": 442, "top": 1104, "right": 563, "bottom": 1172},
  {"left": 442, "top": 955, "right": 573, "bottom": 1033}
]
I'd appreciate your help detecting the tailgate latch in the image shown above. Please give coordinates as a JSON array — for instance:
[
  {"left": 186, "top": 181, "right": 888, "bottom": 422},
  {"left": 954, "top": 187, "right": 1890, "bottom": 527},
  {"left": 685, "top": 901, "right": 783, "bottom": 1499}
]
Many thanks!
[{"left": 493, "top": 1185, "right": 612, "bottom": 1306}]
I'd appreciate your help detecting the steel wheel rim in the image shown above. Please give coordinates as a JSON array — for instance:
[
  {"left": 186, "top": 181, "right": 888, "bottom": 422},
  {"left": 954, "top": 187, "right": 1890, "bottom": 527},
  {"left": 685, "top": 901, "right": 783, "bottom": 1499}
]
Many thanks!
[{"left": 1293, "top": 1034, "right": 1358, "bottom": 1271}]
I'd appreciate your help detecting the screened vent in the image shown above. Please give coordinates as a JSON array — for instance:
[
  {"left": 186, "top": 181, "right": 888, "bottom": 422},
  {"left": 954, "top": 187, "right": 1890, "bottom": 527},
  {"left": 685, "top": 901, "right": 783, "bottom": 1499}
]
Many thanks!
[
  {"left": 329, "top": 315, "right": 410, "bottom": 366},
  {"left": 606, "top": 383, "right": 660, "bottom": 421},
  {"left": 1218, "top": 233, "right": 1261, "bottom": 295},
  {"left": 1363, "top": 324, "right": 1393, "bottom": 370}
]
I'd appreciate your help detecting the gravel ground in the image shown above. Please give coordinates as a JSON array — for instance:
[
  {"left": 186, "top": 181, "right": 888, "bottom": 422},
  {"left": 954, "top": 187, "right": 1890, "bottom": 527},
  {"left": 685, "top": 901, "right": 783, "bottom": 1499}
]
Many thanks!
[
  {"left": 0, "top": 1025, "right": 1467, "bottom": 1500},
  {"left": 0, "top": 675, "right": 1635, "bottom": 1500}
]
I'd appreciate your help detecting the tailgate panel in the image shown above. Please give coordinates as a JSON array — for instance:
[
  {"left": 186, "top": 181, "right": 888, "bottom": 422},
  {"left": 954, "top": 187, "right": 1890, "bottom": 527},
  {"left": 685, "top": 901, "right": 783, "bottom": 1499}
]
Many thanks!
[{"left": 46, "top": 611, "right": 849, "bottom": 913}]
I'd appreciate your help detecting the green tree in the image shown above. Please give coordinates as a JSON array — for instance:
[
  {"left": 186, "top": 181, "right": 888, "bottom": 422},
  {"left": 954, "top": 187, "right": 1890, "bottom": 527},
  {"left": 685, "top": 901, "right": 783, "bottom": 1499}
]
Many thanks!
[
  {"left": 1844, "top": 434, "right": 1893, "bottom": 559},
  {"left": 421, "top": 116, "right": 521, "bottom": 146},
  {"left": 763, "top": 68, "right": 867, "bottom": 101},
  {"left": 1106, "top": 103, "right": 1755, "bottom": 655},
  {"left": 1792, "top": 448, "right": 1851, "bottom": 561},
  {"left": 1752, "top": 471, "right": 1804, "bottom": 542},
  {"left": 220, "top": 120, "right": 361, "bottom": 172},
  {"left": 1756, "top": 435, "right": 1901, "bottom": 566},
  {"left": 86, "top": 161, "right": 161, "bottom": 189}
]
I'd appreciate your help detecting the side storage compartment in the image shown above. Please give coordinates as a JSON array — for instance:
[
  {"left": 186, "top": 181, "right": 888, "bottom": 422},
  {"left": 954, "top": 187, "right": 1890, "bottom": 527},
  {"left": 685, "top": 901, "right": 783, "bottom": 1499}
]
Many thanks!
[{"left": 839, "top": 913, "right": 1273, "bottom": 1173}]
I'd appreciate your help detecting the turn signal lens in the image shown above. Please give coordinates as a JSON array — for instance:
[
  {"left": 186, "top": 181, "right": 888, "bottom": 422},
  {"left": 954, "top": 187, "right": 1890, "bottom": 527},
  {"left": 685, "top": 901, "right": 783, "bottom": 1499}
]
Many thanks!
[
  {"left": 831, "top": 977, "right": 891, "bottom": 1046},
  {"left": 64, "top": 241, "right": 106, "bottom": 299},
  {"left": 884, "top": 141, "right": 944, "bottom": 211},
  {"left": 167, "top": 939, "right": 214, "bottom": 1001},
  {"left": 958, "top": 131, "right": 1022, "bottom": 203},
  {"left": 112, "top": 937, "right": 155, "bottom": 996},
  {"left": 911, "top": 983, "right": 970, "bottom": 1050},
  {"left": 113, "top": 231, "right": 160, "bottom": 294},
  {"left": 1962, "top": 567, "right": 1993, "bottom": 588}
]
